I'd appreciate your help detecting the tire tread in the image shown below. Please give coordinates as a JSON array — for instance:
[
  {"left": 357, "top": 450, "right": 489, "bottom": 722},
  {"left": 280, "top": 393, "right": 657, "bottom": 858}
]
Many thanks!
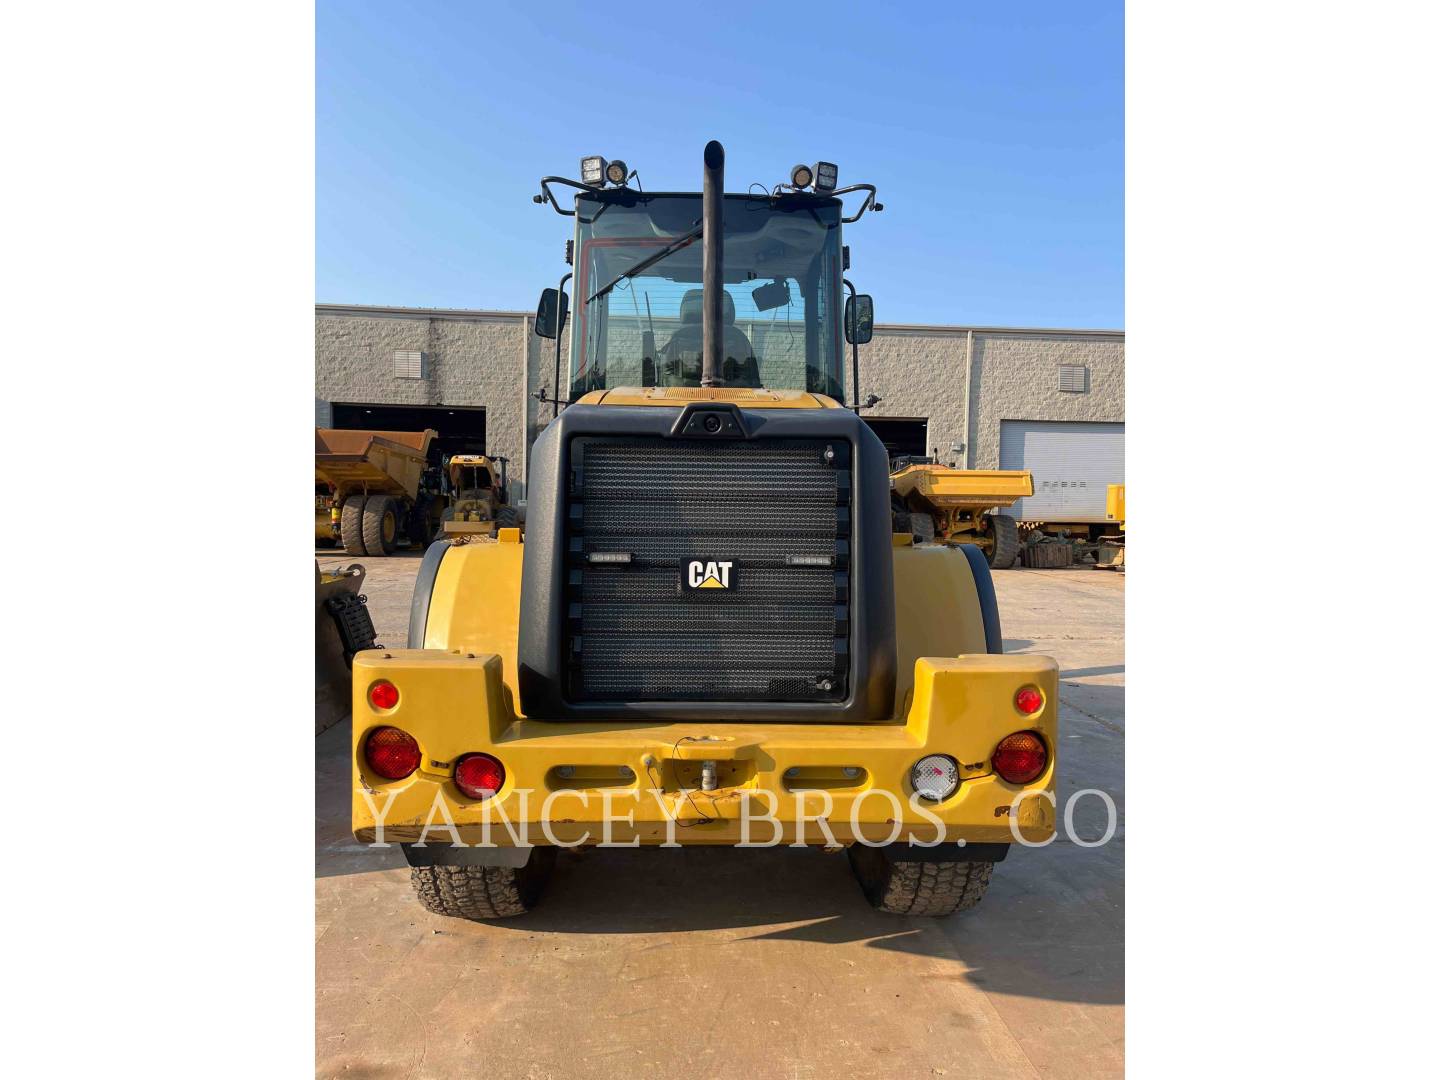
[
  {"left": 340, "top": 495, "right": 366, "bottom": 555},
  {"left": 409, "top": 849, "right": 556, "bottom": 920},
  {"left": 988, "top": 513, "right": 1020, "bottom": 569},
  {"left": 849, "top": 846, "right": 994, "bottom": 917},
  {"left": 362, "top": 495, "right": 398, "bottom": 556}
]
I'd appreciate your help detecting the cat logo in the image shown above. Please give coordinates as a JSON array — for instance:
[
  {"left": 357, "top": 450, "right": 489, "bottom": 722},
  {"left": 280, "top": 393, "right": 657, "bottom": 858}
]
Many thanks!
[{"left": 684, "top": 559, "right": 736, "bottom": 591}]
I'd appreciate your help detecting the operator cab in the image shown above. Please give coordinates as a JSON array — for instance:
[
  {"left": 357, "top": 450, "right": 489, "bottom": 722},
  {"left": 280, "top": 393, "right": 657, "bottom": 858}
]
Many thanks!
[{"left": 566, "top": 189, "right": 846, "bottom": 400}]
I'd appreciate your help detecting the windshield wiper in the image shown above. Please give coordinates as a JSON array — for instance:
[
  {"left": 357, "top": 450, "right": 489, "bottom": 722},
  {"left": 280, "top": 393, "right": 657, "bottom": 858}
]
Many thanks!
[{"left": 586, "top": 223, "right": 702, "bottom": 304}]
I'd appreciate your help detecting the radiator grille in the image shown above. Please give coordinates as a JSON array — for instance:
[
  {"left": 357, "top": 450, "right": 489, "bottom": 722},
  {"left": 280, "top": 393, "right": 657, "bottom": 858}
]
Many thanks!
[{"left": 565, "top": 436, "right": 850, "bottom": 702}]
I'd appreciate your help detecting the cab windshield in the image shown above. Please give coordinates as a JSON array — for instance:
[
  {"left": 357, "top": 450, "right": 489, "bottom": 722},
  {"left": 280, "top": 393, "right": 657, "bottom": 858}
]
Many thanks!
[{"left": 570, "top": 192, "right": 844, "bottom": 399}]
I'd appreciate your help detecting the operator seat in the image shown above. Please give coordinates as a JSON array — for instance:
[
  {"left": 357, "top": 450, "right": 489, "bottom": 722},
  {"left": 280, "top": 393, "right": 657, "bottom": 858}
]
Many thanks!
[{"left": 657, "top": 289, "right": 761, "bottom": 386}]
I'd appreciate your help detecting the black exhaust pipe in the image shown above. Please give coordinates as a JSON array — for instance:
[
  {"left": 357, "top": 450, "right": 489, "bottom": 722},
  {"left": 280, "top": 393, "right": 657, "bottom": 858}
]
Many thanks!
[{"left": 701, "top": 140, "right": 724, "bottom": 388}]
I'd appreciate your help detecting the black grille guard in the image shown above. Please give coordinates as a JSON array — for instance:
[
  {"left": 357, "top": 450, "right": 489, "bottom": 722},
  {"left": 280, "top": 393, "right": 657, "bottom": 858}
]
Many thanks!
[{"left": 518, "top": 401, "right": 896, "bottom": 723}]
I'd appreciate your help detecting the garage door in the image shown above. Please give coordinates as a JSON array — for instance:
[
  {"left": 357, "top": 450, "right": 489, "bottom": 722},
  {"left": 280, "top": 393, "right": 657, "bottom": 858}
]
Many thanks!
[
  {"left": 863, "top": 417, "right": 929, "bottom": 462},
  {"left": 999, "top": 420, "right": 1124, "bottom": 523},
  {"left": 329, "top": 402, "right": 486, "bottom": 469}
]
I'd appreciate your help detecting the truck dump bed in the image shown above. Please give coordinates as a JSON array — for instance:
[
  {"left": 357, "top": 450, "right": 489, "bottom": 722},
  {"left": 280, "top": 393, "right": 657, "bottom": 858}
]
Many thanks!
[
  {"left": 891, "top": 464, "right": 1034, "bottom": 511},
  {"left": 315, "top": 429, "right": 434, "bottom": 501}
]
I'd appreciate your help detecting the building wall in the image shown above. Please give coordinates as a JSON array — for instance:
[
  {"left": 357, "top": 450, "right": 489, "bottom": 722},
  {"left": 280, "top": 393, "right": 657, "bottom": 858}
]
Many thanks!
[
  {"left": 856, "top": 327, "right": 1125, "bottom": 469},
  {"left": 968, "top": 332, "right": 1125, "bottom": 469},
  {"left": 316, "top": 305, "right": 1123, "bottom": 497}
]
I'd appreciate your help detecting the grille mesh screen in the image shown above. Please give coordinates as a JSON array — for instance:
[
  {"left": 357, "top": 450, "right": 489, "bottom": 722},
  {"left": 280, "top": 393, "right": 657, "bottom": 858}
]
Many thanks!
[{"left": 569, "top": 437, "right": 847, "bottom": 702}]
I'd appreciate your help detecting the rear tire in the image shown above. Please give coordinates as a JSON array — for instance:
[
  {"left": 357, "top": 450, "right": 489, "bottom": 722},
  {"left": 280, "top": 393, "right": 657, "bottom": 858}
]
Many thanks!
[
  {"left": 987, "top": 513, "right": 1019, "bottom": 569},
  {"left": 890, "top": 493, "right": 912, "bottom": 537},
  {"left": 410, "top": 849, "right": 558, "bottom": 920},
  {"left": 910, "top": 512, "right": 935, "bottom": 544},
  {"left": 495, "top": 505, "right": 519, "bottom": 530},
  {"left": 407, "top": 495, "right": 435, "bottom": 549},
  {"left": 362, "top": 495, "right": 399, "bottom": 556},
  {"left": 847, "top": 846, "right": 994, "bottom": 916},
  {"left": 340, "top": 495, "right": 366, "bottom": 555}
]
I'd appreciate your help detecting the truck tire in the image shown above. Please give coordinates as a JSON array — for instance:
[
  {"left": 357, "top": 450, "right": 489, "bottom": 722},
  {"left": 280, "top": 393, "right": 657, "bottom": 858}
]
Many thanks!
[
  {"left": 340, "top": 495, "right": 367, "bottom": 555},
  {"left": 362, "top": 495, "right": 399, "bottom": 556},
  {"left": 911, "top": 511, "right": 935, "bottom": 544},
  {"left": 495, "top": 505, "right": 519, "bottom": 530},
  {"left": 987, "top": 513, "right": 1019, "bottom": 569},
  {"left": 847, "top": 846, "right": 994, "bottom": 917},
  {"left": 410, "top": 849, "right": 558, "bottom": 920},
  {"left": 890, "top": 492, "right": 912, "bottom": 537}
]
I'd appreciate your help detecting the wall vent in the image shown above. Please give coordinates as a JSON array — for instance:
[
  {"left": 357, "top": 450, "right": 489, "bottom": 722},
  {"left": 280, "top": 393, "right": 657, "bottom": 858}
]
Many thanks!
[
  {"left": 393, "top": 350, "right": 423, "bottom": 379},
  {"left": 1058, "top": 365, "right": 1088, "bottom": 393}
]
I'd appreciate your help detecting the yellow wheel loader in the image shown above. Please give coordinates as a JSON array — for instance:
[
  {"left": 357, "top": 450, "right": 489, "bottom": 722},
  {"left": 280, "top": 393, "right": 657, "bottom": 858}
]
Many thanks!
[
  {"left": 352, "top": 143, "right": 1058, "bottom": 919},
  {"left": 890, "top": 458, "right": 1033, "bottom": 568},
  {"left": 436, "top": 454, "right": 517, "bottom": 539}
]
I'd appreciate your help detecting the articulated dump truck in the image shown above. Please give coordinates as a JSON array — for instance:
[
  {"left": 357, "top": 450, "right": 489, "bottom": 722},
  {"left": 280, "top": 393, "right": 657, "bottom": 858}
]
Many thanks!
[
  {"left": 890, "top": 459, "right": 1034, "bottom": 568},
  {"left": 315, "top": 428, "right": 438, "bottom": 556},
  {"left": 352, "top": 143, "right": 1059, "bottom": 919}
]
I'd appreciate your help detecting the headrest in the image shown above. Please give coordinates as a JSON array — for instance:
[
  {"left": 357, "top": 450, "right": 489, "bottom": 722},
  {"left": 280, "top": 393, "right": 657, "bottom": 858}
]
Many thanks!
[{"left": 679, "top": 289, "right": 735, "bottom": 325}]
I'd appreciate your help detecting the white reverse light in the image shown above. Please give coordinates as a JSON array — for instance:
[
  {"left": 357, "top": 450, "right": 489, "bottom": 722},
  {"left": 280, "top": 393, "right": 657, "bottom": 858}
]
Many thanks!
[
  {"left": 586, "top": 551, "right": 633, "bottom": 564},
  {"left": 580, "top": 156, "right": 606, "bottom": 186},
  {"left": 911, "top": 754, "right": 961, "bottom": 802},
  {"left": 785, "top": 555, "right": 833, "bottom": 567},
  {"left": 813, "top": 161, "right": 838, "bottom": 192}
]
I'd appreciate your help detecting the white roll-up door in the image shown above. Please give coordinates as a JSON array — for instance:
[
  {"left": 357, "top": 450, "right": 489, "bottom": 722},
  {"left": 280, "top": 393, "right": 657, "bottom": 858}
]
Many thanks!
[{"left": 999, "top": 420, "right": 1124, "bottom": 523}]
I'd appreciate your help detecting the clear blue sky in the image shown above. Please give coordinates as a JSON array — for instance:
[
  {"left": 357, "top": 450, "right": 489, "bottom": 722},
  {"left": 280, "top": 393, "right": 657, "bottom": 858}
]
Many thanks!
[{"left": 318, "top": 2, "right": 1122, "bottom": 328}]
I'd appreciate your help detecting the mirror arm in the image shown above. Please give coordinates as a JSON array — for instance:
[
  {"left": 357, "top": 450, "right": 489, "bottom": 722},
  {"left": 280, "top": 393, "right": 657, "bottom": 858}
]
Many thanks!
[
  {"left": 532, "top": 387, "right": 573, "bottom": 407},
  {"left": 553, "top": 272, "right": 572, "bottom": 417},
  {"left": 533, "top": 176, "right": 594, "bottom": 217},
  {"left": 832, "top": 184, "right": 882, "bottom": 224},
  {"left": 843, "top": 278, "right": 861, "bottom": 413}
]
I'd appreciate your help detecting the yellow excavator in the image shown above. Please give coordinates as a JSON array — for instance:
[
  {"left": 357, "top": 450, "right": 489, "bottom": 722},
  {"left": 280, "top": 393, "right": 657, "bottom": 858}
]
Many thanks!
[{"left": 350, "top": 143, "right": 1058, "bottom": 920}]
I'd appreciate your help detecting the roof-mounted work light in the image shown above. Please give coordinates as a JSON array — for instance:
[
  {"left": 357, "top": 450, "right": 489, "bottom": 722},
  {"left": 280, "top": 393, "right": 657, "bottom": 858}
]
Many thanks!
[
  {"left": 580, "top": 155, "right": 606, "bottom": 187},
  {"left": 813, "top": 161, "right": 838, "bottom": 192},
  {"left": 605, "top": 159, "right": 629, "bottom": 186},
  {"left": 789, "top": 163, "right": 814, "bottom": 190}
]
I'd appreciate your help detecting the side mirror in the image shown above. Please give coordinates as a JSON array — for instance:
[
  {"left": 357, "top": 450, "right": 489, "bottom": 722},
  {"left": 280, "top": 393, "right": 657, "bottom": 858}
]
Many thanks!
[
  {"left": 535, "top": 288, "right": 568, "bottom": 340},
  {"left": 845, "top": 294, "right": 874, "bottom": 344}
]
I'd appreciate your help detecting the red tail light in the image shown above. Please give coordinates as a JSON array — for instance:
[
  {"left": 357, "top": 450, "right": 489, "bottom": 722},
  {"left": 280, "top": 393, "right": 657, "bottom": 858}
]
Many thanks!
[
  {"left": 1015, "top": 686, "right": 1043, "bottom": 715},
  {"left": 454, "top": 753, "right": 505, "bottom": 800},
  {"left": 365, "top": 726, "right": 420, "bottom": 780},
  {"left": 992, "top": 731, "right": 1047, "bottom": 785},
  {"left": 368, "top": 680, "right": 400, "bottom": 711}
]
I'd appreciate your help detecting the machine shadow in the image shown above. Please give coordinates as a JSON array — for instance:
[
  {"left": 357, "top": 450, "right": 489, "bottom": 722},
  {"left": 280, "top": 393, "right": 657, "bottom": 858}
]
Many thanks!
[{"left": 511, "top": 843, "right": 1122, "bottom": 1006}]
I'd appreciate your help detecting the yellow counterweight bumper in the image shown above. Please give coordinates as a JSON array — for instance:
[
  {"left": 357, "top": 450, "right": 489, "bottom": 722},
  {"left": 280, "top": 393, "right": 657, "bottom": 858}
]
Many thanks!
[
  {"left": 351, "top": 652, "right": 1058, "bottom": 848},
  {"left": 440, "top": 520, "right": 497, "bottom": 537}
]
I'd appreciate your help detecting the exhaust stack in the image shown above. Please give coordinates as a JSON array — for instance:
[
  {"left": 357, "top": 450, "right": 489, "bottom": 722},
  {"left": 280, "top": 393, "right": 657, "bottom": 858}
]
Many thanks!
[{"left": 701, "top": 140, "right": 724, "bottom": 388}]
